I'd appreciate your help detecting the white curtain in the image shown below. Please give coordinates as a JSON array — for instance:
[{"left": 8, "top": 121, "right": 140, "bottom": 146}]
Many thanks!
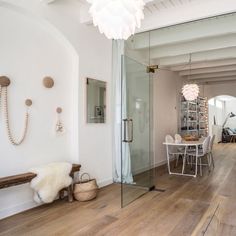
[{"left": 112, "top": 40, "right": 133, "bottom": 184}]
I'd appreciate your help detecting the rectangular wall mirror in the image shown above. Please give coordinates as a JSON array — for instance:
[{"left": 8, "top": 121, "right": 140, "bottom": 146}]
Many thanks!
[{"left": 86, "top": 78, "right": 106, "bottom": 123}]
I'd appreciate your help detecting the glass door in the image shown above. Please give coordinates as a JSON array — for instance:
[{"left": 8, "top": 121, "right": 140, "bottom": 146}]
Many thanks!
[{"left": 121, "top": 55, "right": 154, "bottom": 207}]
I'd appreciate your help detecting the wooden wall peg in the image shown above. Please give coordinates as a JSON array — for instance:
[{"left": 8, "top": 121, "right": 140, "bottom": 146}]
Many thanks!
[
  {"left": 56, "top": 107, "right": 62, "bottom": 114},
  {"left": 43, "top": 76, "right": 54, "bottom": 88},
  {"left": 0, "top": 76, "right": 11, "bottom": 87},
  {"left": 25, "top": 99, "right": 33, "bottom": 107}
]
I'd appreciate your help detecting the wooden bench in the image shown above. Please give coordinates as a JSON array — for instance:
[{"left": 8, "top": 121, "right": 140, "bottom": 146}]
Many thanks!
[{"left": 0, "top": 164, "right": 81, "bottom": 202}]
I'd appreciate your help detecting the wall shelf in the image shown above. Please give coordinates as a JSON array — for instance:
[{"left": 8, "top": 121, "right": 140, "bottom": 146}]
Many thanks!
[{"left": 179, "top": 96, "right": 208, "bottom": 137}]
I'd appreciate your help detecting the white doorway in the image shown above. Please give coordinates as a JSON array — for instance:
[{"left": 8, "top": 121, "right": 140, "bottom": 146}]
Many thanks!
[{"left": 208, "top": 95, "right": 236, "bottom": 143}]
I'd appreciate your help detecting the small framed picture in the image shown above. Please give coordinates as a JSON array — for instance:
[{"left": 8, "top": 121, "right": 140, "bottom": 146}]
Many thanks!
[{"left": 95, "top": 106, "right": 103, "bottom": 117}]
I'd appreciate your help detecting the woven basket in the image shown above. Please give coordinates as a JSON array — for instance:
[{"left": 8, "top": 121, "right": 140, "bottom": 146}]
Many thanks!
[{"left": 74, "top": 173, "right": 98, "bottom": 201}]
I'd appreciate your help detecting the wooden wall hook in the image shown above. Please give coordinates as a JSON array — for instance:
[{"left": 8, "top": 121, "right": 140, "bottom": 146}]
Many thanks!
[
  {"left": 25, "top": 99, "right": 33, "bottom": 107},
  {"left": 0, "top": 76, "right": 11, "bottom": 87},
  {"left": 56, "top": 107, "right": 62, "bottom": 114},
  {"left": 43, "top": 76, "right": 54, "bottom": 88}
]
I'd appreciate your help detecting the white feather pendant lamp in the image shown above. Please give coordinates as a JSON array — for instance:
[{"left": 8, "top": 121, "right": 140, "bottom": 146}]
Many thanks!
[
  {"left": 182, "top": 83, "right": 199, "bottom": 101},
  {"left": 182, "top": 53, "right": 199, "bottom": 101},
  {"left": 87, "top": 0, "right": 145, "bottom": 40}
]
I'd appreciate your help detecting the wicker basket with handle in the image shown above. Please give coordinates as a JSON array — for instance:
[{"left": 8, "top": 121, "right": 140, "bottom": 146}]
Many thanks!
[{"left": 74, "top": 173, "right": 98, "bottom": 201}]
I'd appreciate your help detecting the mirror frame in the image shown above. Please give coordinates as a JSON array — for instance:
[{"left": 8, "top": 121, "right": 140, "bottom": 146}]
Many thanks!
[{"left": 85, "top": 77, "right": 107, "bottom": 124}]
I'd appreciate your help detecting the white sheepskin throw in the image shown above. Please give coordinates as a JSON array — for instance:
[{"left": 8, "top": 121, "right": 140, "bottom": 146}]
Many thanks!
[{"left": 30, "top": 162, "right": 72, "bottom": 204}]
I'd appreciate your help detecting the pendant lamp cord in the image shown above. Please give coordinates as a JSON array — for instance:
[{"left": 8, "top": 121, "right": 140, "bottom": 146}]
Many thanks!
[{"left": 188, "top": 53, "right": 192, "bottom": 83}]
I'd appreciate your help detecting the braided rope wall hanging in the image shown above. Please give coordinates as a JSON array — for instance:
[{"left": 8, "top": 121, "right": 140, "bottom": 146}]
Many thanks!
[{"left": 0, "top": 76, "right": 32, "bottom": 146}]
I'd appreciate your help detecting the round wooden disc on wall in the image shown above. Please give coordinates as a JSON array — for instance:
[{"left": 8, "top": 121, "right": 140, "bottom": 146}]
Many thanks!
[
  {"left": 43, "top": 76, "right": 54, "bottom": 88},
  {"left": 0, "top": 76, "right": 11, "bottom": 87},
  {"left": 25, "top": 99, "right": 33, "bottom": 107},
  {"left": 56, "top": 107, "right": 62, "bottom": 114}
]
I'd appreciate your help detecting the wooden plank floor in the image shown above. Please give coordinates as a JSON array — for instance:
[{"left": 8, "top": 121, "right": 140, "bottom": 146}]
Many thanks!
[{"left": 0, "top": 143, "right": 236, "bottom": 236}]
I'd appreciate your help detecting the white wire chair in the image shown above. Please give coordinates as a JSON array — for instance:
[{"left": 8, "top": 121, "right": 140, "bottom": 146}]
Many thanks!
[
  {"left": 208, "top": 135, "right": 215, "bottom": 169},
  {"left": 187, "top": 136, "right": 211, "bottom": 176},
  {"left": 165, "top": 135, "right": 185, "bottom": 173}
]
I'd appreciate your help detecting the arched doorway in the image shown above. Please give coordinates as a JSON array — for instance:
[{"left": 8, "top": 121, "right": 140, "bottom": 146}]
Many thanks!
[{"left": 208, "top": 95, "right": 236, "bottom": 143}]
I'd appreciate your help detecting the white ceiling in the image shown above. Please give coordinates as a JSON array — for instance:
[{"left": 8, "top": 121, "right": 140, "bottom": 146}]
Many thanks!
[
  {"left": 45, "top": 0, "right": 236, "bottom": 33},
  {"left": 78, "top": 0, "right": 236, "bottom": 28},
  {"left": 127, "top": 12, "right": 236, "bottom": 85},
  {"left": 44, "top": 0, "right": 236, "bottom": 85},
  {"left": 144, "top": 0, "right": 199, "bottom": 16}
]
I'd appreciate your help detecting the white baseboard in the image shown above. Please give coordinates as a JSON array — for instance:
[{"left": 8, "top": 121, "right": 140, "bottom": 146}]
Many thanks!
[
  {"left": 0, "top": 200, "right": 40, "bottom": 220},
  {"left": 97, "top": 178, "right": 113, "bottom": 188},
  {"left": 132, "top": 159, "right": 168, "bottom": 175},
  {"left": 154, "top": 159, "right": 169, "bottom": 168}
]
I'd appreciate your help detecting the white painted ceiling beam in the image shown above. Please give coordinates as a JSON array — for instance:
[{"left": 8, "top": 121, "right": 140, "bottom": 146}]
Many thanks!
[
  {"left": 200, "top": 76, "right": 236, "bottom": 82},
  {"left": 170, "top": 59, "right": 236, "bottom": 71},
  {"left": 157, "top": 47, "right": 236, "bottom": 67},
  {"left": 179, "top": 65, "right": 236, "bottom": 76},
  {"left": 148, "top": 34, "right": 236, "bottom": 59},
  {"left": 187, "top": 71, "right": 236, "bottom": 80},
  {"left": 195, "top": 77, "right": 236, "bottom": 84},
  {"left": 134, "top": 13, "right": 236, "bottom": 49},
  {"left": 139, "top": 0, "right": 236, "bottom": 33}
]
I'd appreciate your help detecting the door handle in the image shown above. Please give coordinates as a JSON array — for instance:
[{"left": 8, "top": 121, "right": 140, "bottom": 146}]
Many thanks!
[
  {"left": 123, "top": 118, "right": 133, "bottom": 143},
  {"left": 129, "top": 119, "right": 133, "bottom": 142}
]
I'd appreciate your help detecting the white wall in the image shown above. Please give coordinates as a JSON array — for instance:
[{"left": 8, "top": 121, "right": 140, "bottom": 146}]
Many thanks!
[
  {"left": 153, "top": 69, "right": 180, "bottom": 166},
  {"left": 0, "top": 0, "right": 112, "bottom": 219},
  {"left": 200, "top": 82, "right": 236, "bottom": 100},
  {"left": 223, "top": 99, "right": 236, "bottom": 129},
  {"left": 208, "top": 98, "right": 225, "bottom": 128},
  {"left": 0, "top": 4, "right": 76, "bottom": 219}
]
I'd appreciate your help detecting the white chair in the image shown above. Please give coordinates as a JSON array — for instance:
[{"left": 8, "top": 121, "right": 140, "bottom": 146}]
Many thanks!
[
  {"left": 174, "top": 134, "right": 184, "bottom": 167},
  {"left": 187, "top": 136, "right": 211, "bottom": 176},
  {"left": 165, "top": 135, "right": 185, "bottom": 174},
  {"left": 208, "top": 135, "right": 215, "bottom": 169},
  {"left": 166, "top": 134, "right": 174, "bottom": 144},
  {"left": 175, "top": 134, "right": 182, "bottom": 143}
]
